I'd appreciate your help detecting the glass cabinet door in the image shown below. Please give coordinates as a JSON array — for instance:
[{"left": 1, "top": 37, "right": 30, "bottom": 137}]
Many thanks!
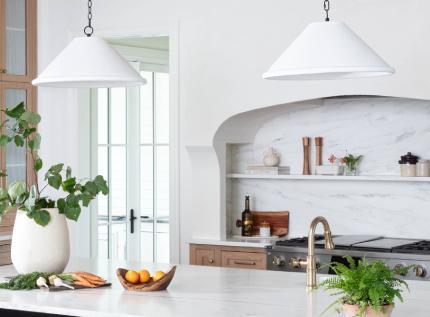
[
  {"left": 0, "top": 0, "right": 37, "bottom": 82},
  {"left": 0, "top": 84, "right": 35, "bottom": 187}
]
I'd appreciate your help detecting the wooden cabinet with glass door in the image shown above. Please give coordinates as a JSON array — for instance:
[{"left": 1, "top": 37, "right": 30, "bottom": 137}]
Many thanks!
[
  {"left": 0, "top": 83, "right": 37, "bottom": 265},
  {"left": 0, "top": 0, "right": 38, "bottom": 265},
  {"left": 0, "top": 0, "right": 37, "bottom": 82}
]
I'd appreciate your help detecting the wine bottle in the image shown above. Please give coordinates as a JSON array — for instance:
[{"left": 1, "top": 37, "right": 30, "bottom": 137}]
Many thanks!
[{"left": 241, "top": 196, "right": 254, "bottom": 236}]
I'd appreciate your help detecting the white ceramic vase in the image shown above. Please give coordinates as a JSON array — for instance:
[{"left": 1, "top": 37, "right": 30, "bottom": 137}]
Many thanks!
[
  {"left": 11, "top": 208, "right": 70, "bottom": 274},
  {"left": 263, "top": 147, "right": 280, "bottom": 167}
]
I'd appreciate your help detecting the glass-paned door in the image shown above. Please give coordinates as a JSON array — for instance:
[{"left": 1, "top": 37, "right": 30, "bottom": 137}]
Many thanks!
[{"left": 92, "top": 69, "right": 170, "bottom": 263}]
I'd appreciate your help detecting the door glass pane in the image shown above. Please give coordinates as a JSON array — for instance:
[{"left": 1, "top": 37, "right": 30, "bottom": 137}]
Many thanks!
[
  {"left": 140, "top": 146, "right": 153, "bottom": 218},
  {"left": 110, "top": 88, "right": 126, "bottom": 144},
  {"left": 97, "top": 147, "right": 108, "bottom": 218},
  {"left": 98, "top": 89, "right": 108, "bottom": 144},
  {"left": 156, "top": 221, "right": 169, "bottom": 263},
  {"left": 140, "top": 72, "right": 153, "bottom": 144},
  {"left": 155, "top": 73, "right": 169, "bottom": 143},
  {"left": 156, "top": 146, "right": 169, "bottom": 218},
  {"left": 98, "top": 225, "right": 108, "bottom": 258},
  {"left": 111, "top": 147, "right": 126, "bottom": 219},
  {"left": 5, "top": 0, "right": 26, "bottom": 76},
  {"left": 5, "top": 89, "right": 27, "bottom": 184},
  {"left": 111, "top": 223, "right": 126, "bottom": 260},
  {"left": 140, "top": 222, "right": 154, "bottom": 262}
]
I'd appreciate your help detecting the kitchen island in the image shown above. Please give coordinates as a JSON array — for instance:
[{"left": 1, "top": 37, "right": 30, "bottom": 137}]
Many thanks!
[{"left": 0, "top": 258, "right": 428, "bottom": 317}]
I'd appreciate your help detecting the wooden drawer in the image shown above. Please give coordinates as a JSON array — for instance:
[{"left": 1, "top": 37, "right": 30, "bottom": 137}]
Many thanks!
[
  {"left": 0, "top": 241, "right": 12, "bottom": 266},
  {"left": 190, "top": 244, "right": 220, "bottom": 267},
  {"left": 221, "top": 251, "right": 266, "bottom": 270}
]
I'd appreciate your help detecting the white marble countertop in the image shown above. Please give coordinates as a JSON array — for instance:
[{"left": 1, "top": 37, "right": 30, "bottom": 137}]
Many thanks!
[
  {"left": 0, "top": 258, "right": 428, "bottom": 317},
  {"left": 189, "top": 236, "right": 280, "bottom": 248}
]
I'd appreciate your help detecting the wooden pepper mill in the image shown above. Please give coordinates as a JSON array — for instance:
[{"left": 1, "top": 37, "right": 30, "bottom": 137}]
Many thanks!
[
  {"left": 302, "top": 137, "right": 311, "bottom": 175},
  {"left": 315, "top": 137, "right": 323, "bottom": 166}
]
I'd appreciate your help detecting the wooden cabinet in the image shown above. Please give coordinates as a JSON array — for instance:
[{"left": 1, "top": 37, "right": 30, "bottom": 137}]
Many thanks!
[
  {"left": 0, "top": 0, "right": 37, "bottom": 82},
  {"left": 190, "top": 244, "right": 267, "bottom": 270},
  {"left": 0, "top": 0, "right": 37, "bottom": 264},
  {"left": 0, "top": 239, "right": 11, "bottom": 265}
]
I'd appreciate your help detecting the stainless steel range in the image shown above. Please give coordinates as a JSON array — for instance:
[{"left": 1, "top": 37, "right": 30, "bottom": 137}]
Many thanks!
[{"left": 267, "top": 235, "right": 430, "bottom": 281}]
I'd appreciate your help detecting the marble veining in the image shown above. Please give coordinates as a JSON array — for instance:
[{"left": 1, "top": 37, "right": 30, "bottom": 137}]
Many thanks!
[
  {"left": 0, "top": 258, "right": 429, "bottom": 317},
  {"left": 227, "top": 97, "right": 430, "bottom": 238}
]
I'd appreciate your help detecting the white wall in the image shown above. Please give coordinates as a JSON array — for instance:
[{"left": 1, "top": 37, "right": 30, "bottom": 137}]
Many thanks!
[{"left": 36, "top": 0, "right": 430, "bottom": 263}]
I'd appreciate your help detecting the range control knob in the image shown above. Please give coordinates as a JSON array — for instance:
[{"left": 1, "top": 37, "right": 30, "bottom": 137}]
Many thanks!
[
  {"left": 415, "top": 265, "right": 427, "bottom": 278},
  {"left": 394, "top": 264, "right": 407, "bottom": 276},
  {"left": 289, "top": 257, "right": 308, "bottom": 269},
  {"left": 272, "top": 256, "right": 285, "bottom": 267}
]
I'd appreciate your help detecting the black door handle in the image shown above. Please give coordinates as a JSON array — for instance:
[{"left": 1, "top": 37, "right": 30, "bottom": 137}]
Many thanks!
[{"left": 130, "top": 209, "right": 137, "bottom": 233}]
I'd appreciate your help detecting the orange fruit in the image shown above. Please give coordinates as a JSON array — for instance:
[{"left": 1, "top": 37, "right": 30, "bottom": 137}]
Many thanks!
[
  {"left": 125, "top": 270, "right": 140, "bottom": 284},
  {"left": 153, "top": 271, "right": 166, "bottom": 282},
  {"left": 139, "top": 270, "right": 151, "bottom": 283}
]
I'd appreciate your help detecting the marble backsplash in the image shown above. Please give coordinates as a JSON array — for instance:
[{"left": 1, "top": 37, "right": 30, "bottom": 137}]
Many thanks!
[{"left": 227, "top": 96, "right": 430, "bottom": 238}]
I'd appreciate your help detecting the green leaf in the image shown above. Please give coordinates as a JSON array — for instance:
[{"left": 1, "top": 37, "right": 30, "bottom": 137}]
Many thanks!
[
  {"left": 33, "top": 210, "right": 51, "bottom": 226},
  {"left": 48, "top": 174, "right": 62, "bottom": 189},
  {"left": 20, "top": 111, "right": 41, "bottom": 125},
  {"left": 66, "top": 193, "right": 79, "bottom": 206},
  {"left": 57, "top": 198, "right": 66, "bottom": 214},
  {"left": 8, "top": 181, "right": 27, "bottom": 202},
  {"left": 0, "top": 135, "right": 10, "bottom": 146},
  {"left": 13, "top": 135, "right": 24, "bottom": 147},
  {"left": 34, "top": 158, "right": 43, "bottom": 172},
  {"left": 5, "top": 102, "right": 26, "bottom": 119},
  {"left": 28, "top": 133, "right": 41, "bottom": 150},
  {"left": 66, "top": 166, "right": 72, "bottom": 179},
  {"left": 0, "top": 170, "right": 7, "bottom": 177},
  {"left": 61, "top": 177, "right": 76, "bottom": 193},
  {"left": 0, "top": 188, "right": 9, "bottom": 201},
  {"left": 22, "top": 127, "right": 37, "bottom": 138},
  {"left": 93, "top": 175, "right": 109, "bottom": 195},
  {"left": 47, "top": 163, "right": 64, "bottom": 175},
  {"left": 64, "top": 205, "right": 81, "bottom": 221},
  {"left": 80, "top": 192, "right": 93, "bottom": 207},
  {"left": 84, "top": 181, "right": 98, "bottom": 196}
]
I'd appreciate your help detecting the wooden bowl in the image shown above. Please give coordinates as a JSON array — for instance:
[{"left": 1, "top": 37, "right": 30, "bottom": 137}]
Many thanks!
[{"left": 116, "top": 266, "right": 176, "bottom": 292}]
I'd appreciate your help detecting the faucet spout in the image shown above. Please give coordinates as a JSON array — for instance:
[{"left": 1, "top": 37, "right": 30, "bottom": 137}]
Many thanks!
[{"left": 306, "top": 216, "right": 335, "bottom": 290}]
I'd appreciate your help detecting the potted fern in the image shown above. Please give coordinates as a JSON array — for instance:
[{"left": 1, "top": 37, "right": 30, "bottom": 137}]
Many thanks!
[
  {"left": 0, "top": 103, "right": 108, "bottom": 273},
  {"left": 319, "top": 256, "right": 410, "bottom": 317}
]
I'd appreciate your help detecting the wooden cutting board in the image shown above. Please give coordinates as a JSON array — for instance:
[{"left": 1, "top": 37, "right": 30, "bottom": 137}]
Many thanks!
[{"left": 251, "top": 211, "right": 289, "bottom": 237}]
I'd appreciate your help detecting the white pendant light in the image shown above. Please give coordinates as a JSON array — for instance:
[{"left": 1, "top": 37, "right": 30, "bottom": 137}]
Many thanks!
[
  {"left": 33, "top": 0, "right": 145, "bottom": 88},
  {"left": 263, "top": 0, "right": 394, "bottom": 80}
]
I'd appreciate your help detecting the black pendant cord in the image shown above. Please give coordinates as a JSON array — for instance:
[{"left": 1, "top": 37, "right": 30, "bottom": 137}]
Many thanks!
[
  {"left": 84, "top": 0, "right": 94, "bottom": 37},
  {"left": 324, "top": 0, "right": 330, "bottom": 21}
]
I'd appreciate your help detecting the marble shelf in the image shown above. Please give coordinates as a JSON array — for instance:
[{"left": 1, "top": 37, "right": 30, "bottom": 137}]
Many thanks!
[{"left": 227, "top": 173, "right": 430, "bottom": 182}]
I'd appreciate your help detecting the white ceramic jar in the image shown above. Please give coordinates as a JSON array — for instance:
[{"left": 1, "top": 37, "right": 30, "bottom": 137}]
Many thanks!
[
  {"left": 263, "top": 147, "right": 280, "bottom": 167},
  {"left": 11, "top": 208, "right": 70, "bottom": 274},
  {"left": 416, "top": 160, "right": 430, "bottom": 177}
]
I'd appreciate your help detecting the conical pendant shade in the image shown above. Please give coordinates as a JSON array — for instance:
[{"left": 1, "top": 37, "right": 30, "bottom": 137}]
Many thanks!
[
  {"left": 33, "top": 36, "right": 146, "bottom": 88},
  {"left": 263, "top": 22, "right": 394, "bottom": 80}
]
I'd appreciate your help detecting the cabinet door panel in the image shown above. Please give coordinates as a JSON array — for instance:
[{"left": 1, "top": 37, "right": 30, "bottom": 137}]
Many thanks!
[
  {"left": 190, "top": 244, "right": 220, "bottom": 266},
  {"left": 5, "top": 0, "right": 27, "bottom": 76},
  {"left": 1, "top": 0, "right": 37, "bottom": 82},
  {"left": 4, "top": 88, "right": 27, "bottom": 184}
]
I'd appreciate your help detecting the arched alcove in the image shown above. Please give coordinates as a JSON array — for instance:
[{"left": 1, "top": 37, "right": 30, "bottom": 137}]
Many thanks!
[{"left": 213, "top": 95, "right": 430, "bottom": 239}]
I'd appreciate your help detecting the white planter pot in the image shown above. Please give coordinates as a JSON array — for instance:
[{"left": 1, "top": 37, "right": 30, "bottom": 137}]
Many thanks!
[{"left": 11, "top": 208, "right": 70, "bottom": 274}]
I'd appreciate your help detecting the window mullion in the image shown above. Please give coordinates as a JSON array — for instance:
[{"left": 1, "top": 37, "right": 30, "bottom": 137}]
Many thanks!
[{"left": 107, "top": 88, "right": 113, "bottom": 259}]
